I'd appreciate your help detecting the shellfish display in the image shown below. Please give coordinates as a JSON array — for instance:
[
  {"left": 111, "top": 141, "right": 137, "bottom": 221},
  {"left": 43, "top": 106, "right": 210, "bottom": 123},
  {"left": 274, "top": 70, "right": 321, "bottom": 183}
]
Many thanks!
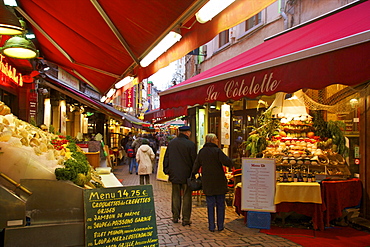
[{"left": 0, "top": 101, "right": 90, "bottom": 184}]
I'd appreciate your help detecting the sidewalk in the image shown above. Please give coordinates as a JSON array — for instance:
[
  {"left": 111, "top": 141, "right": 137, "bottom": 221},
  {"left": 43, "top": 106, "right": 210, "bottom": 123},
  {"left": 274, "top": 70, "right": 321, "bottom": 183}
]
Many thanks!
[{"left": 111, "top": 162, "right": 300, "bottom": 247}]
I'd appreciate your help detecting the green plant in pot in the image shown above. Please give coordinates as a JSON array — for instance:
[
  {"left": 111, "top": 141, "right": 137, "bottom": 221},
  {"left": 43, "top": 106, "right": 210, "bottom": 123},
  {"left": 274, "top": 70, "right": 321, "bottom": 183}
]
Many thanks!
[
  {"left": 244, "top": 108, "right": 280, "bottom": 158},
  {"left": 312, "top": 111, "right": 349, "bottom": 158}
]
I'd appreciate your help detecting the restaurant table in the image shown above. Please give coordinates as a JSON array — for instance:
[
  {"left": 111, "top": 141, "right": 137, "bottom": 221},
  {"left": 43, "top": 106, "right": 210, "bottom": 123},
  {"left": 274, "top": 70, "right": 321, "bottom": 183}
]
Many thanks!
[
  {"left": 233, "top": 179, "right": 362, "bottom": 231},
  {"left": 274, "top": 182, "right": 324, "bottom": 230},
  {"left": 274, "top": 182, "right": 322, "bottom": 204}
]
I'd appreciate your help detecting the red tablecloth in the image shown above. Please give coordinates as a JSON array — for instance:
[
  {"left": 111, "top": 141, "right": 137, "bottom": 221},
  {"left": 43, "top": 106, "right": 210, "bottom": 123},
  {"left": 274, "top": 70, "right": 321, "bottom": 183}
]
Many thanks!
[
  {"left": 234, "top": 179, "right": 362, "bottom": 230},
  {"left": 321, "top": 178, "right": 362, "bottom": 226},
  {"left": 234, "top": 187, "right": 245, "bottom": 216},
  {"left": 275, "top": 202, "right": 325, "bottom": 230},
  {"left": 233, "top": 187, "right": 325, "bottom": 229}
]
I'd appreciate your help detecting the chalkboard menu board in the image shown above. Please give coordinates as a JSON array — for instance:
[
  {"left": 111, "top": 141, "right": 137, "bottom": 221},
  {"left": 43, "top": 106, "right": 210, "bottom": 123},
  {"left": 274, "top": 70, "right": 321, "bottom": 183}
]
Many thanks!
[{"left": 84, "top": 185, "right": 158, "bottom": 247}]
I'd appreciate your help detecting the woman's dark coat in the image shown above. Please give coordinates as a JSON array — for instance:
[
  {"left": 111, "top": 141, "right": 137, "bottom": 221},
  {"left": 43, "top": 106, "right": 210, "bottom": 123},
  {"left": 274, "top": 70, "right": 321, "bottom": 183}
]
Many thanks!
[
  {"left": 163, "top": 133, "right": 197, "bottom": 184},
  {"left": 192, "top": 142, "right": 233, "bottom": 196}
]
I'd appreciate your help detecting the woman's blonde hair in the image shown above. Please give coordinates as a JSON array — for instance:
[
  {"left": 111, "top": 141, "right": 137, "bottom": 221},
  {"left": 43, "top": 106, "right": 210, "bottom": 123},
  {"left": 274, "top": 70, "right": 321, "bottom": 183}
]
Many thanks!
[{"left": 205, "top": 133, "right": 217, "bottom": 143}]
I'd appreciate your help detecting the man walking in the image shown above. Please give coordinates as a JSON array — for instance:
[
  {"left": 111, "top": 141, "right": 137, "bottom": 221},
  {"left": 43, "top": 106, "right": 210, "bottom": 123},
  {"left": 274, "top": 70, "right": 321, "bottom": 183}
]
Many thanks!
[{"left": 163, "top": 126, "right": 197, "bottom": 226}]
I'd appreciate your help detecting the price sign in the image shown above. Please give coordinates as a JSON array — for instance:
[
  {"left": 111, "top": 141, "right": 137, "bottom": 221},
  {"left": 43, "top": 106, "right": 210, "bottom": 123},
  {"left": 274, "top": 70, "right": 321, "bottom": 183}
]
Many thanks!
[{"left": 84, "top": 185, "right": 158, "bottom": 247}]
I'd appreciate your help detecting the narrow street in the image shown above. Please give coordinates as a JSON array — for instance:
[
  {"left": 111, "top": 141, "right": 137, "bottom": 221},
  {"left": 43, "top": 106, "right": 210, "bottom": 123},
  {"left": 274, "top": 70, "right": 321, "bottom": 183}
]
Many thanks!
[{"left": 112, "top": 163, "right": 300, "bottom": 247}]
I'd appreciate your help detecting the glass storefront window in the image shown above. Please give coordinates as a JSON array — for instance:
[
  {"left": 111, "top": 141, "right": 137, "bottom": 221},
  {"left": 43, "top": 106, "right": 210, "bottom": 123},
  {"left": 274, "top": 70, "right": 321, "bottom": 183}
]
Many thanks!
[{"left": 209, "top": 115, "right": 220, "bottom": 137}]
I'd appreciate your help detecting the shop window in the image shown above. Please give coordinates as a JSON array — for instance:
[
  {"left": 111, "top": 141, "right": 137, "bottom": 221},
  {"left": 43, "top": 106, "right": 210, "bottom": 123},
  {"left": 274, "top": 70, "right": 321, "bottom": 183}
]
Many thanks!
[
  {"left": 231, "top": 107, "right": 262, "bottom": 166},
  {"left": 245, "top": 12, "right": 262, "bottom": 31},
  {"left": 110, "top": 132, "right": 123, "bottom": 148},
  {"left": 218, "top": 30, "right": 229, "bottom": 48},
  {"left": 209, "top": 116, "right": 220, "bottom": 136}
]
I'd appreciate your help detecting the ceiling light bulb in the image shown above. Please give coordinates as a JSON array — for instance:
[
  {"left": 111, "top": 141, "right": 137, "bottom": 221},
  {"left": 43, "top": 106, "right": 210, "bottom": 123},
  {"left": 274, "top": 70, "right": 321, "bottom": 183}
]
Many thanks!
[
  {"left": 196, "top": 0, "right": 235, "bottom": 24},
  {"left": 106, "top": 88, "right": 116, "bottom": 98},
  {"left": 140, "top": 31, "right": 182, "bottom": 67},
  {"left": 100, "top": 96, "right": 107, "bottom": 102},
  {"left": 115, "top": 76, "right": 134, "bottom": 89},
  {"left": 4, "top": 0, "right": 17, "bottom": 6}
]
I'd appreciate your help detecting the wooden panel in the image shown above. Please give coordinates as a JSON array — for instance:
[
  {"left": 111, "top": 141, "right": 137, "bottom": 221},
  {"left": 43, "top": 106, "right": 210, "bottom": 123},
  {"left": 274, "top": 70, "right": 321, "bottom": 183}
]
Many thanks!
[{"left": 359, "top": 86, "right": 370, "bottom": 219}]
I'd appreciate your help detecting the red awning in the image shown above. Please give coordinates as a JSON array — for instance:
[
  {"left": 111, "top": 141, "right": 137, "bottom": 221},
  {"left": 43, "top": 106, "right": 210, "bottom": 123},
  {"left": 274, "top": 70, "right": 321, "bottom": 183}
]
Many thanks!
[
  {"left": 144, "top": 106, "right": 188, "bottom": 124},
  {"left": 15, "top": 0, "right": 275, "bottom": 94},
  {"left": 160, "top": 1, "right": 370, "bottom": 110},
  {"left": 43, "top": 74, "right": 146, "bottom": 128}
]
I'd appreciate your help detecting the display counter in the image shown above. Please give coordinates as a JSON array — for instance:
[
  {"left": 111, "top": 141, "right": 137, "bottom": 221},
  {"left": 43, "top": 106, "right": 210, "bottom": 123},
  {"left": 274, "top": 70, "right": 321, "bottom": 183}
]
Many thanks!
[
  {"left": 234, "top": 179, "right": 362, "bottom": 230},
  {"left": 95, "top": 167, "right": 123, "bottom": 187}
]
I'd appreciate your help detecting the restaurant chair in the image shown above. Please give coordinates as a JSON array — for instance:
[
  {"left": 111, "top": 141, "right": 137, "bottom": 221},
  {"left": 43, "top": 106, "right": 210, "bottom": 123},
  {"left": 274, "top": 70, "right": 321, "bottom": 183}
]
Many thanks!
[
  {"left": 109, "top": 147, "right": 120, "bottom": 167},
  {"left": 226, "top": 169, "right": 242, "bottom": 204}
]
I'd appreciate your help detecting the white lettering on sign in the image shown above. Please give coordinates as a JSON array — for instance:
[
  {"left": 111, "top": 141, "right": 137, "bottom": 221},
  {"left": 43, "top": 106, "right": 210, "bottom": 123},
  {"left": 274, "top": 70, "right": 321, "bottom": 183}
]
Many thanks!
[
  {"left": 205, "top": 85, "right": 219, "bottom": 101},
  {"left": 224, "top": 73, "right": 280, "bottom": 98},
  {"left": 205, "top": 72, "right": 281, "bottom": 102},
  {"left": 0, "top": 55, "right": 23, "bottom": 87},
  {"left": 58, "top": 67, "right": 79, "bottom": 90}
]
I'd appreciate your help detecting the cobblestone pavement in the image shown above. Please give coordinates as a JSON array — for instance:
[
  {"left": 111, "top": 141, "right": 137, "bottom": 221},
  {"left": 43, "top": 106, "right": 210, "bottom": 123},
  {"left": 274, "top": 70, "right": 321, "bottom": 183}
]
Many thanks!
[{"left": 112, "top": 163, "right": 301, "bottom": 247}]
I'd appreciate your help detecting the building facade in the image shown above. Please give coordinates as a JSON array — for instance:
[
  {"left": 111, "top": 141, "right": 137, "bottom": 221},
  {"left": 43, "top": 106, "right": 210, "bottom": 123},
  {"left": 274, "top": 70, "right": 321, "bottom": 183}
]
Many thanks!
[{"left": 179, "top": 0, "right": 369, "bottom": 220}]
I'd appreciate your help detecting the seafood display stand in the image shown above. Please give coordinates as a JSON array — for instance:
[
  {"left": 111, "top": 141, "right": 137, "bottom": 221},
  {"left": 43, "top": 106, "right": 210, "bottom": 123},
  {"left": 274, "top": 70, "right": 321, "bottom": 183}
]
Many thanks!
[{"left": 0, "top": 101, "right": 117, "bottom": 246}]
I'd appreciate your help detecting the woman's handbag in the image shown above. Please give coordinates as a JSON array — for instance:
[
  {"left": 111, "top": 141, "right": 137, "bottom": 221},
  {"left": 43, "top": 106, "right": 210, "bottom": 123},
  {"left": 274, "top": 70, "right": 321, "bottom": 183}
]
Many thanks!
[{"left": 187, "top": 175, "right": 202, "bottom": 191}]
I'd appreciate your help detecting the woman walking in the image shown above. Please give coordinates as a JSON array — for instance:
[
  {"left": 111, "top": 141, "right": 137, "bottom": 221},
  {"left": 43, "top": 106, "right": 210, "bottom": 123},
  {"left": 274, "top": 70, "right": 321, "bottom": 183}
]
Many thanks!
[
  {"left": 192, "top": 133, "right": 233, "bottom": 232},
  {"left": 136, "top": 138, "right": 155, "bottom": 185}
]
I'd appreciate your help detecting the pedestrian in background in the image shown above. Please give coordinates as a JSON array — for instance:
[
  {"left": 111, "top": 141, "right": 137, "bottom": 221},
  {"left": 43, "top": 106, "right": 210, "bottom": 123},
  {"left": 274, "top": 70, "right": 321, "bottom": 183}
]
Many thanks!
[
  {"left": 136, "top": 138, "right": 155, "bottom": 185},
  {"left": 131, "top": 133, "right": 147, "bottom": 175},
  {"left": 192, "top": 133, "right": 233, "bottom": 232},
  {"left": 163, "top": 126, "right": 197, "bottom": 226},
  {"left": 120, "top": 132, "right": 132, "bottom": 165},
  {"left": 125, "top": 137, "right": 138, "bottom": 174},
  {"left": 120, "top": 132, "right": 132, "bottom": 149},
  {"left": 158, "top": 133, "right": 166, "bottom": 147},
  {"left": 131, "top": 133, "right": 143, "bottom": 152}
]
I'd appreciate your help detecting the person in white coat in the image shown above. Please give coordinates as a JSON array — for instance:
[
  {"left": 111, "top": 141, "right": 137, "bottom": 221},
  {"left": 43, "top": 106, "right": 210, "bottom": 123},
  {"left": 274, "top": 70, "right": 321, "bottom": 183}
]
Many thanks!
[{"left": 136, "top": 138, "right": 155, "bottom": 185}]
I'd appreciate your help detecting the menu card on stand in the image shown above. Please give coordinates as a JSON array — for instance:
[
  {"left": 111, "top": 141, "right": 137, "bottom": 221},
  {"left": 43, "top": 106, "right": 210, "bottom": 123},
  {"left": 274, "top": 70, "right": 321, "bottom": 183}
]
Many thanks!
[{"left": 241, "top": 158, "right": 276, "bottom": 212}]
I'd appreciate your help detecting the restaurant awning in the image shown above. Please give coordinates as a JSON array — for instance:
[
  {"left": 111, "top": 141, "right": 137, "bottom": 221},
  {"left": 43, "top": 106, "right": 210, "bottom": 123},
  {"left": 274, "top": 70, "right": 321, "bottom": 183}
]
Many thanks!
[
  {"left": 15, "top": 0, "right": 275, "bottom": 95},
  {"left": 160, "top": 1, "right": 370, "bottom": 110},
  {"left": 43, "top": 74, "right": 146, "bottom": 129},
  {"left": 144, "top": 106, "right": 187, "bottom": 124}
]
